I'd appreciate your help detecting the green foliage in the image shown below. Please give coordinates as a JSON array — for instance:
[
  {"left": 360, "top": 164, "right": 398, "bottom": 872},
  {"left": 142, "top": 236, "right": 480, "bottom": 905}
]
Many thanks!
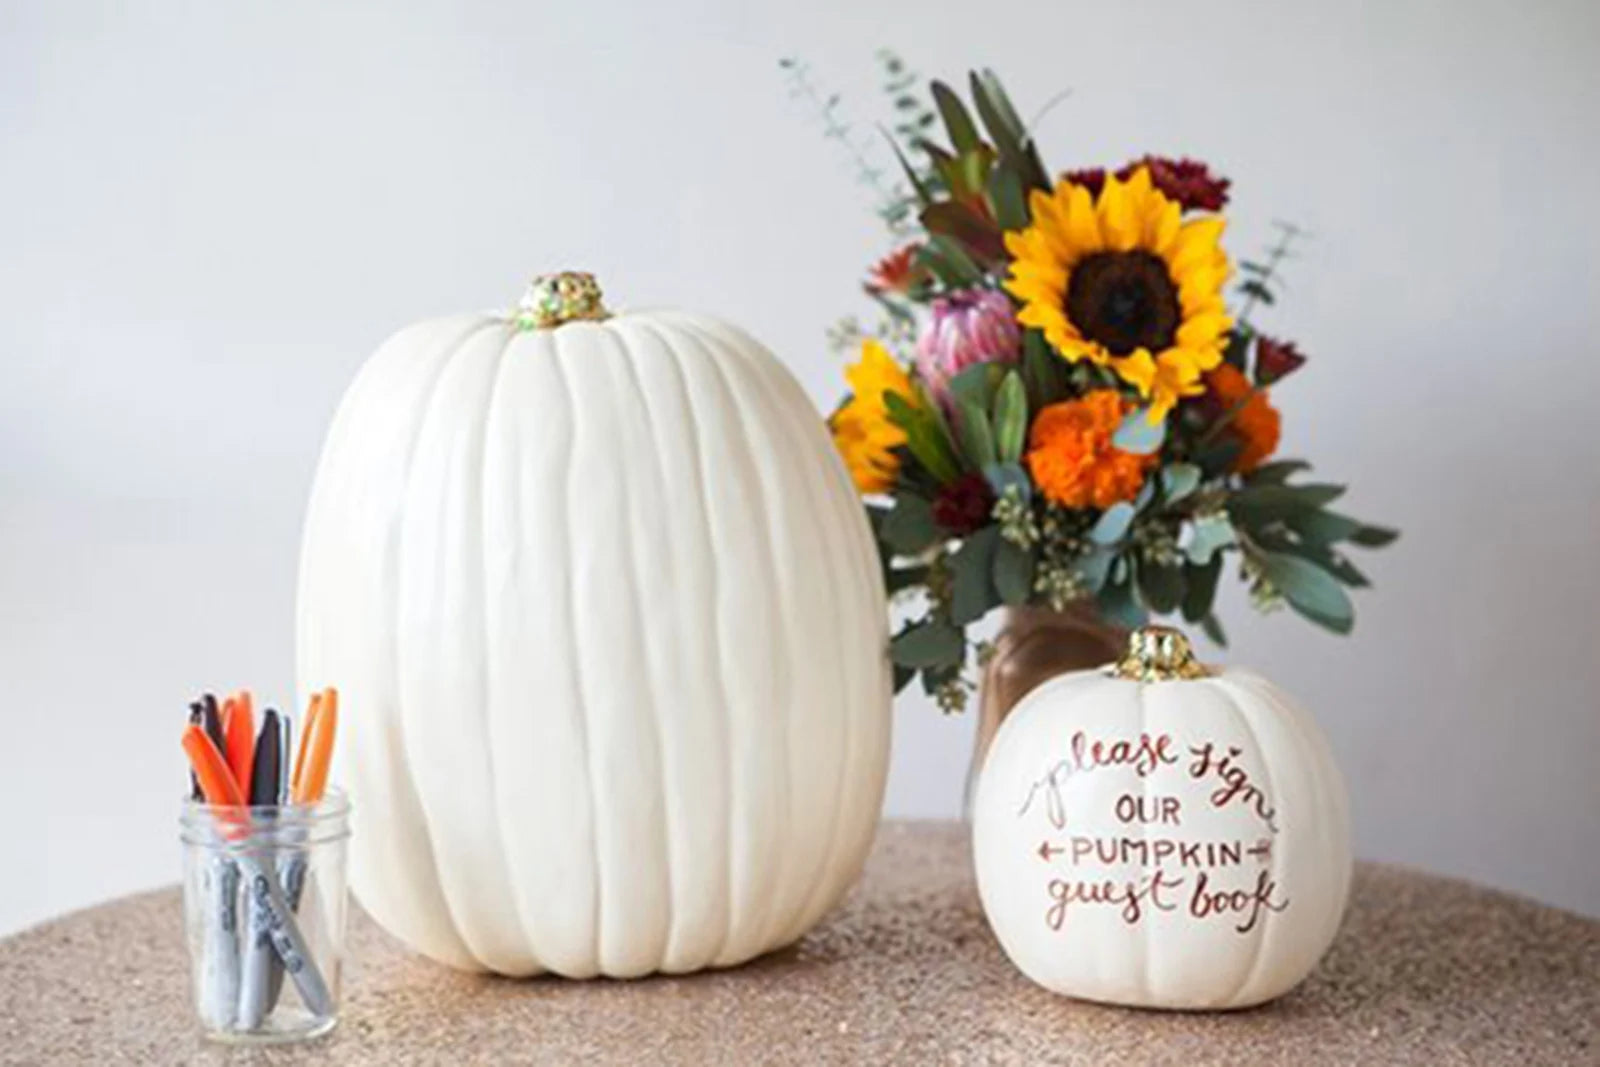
[
  {"left": 993, "top": 372, "right": 1028, "bottom": 463},
  {"left": 1181, "top": 556, "right": 1223, "bottom": 622},
  {"left": 956, "top": 400, "right": 998, "bottom": 470},
  {"left": 788, "top": 58, "right": 1400, "bottom": 703},
  {"left": 1236, "top": 221, "right": 1306, "bottom": 328},
  {"left": 890, "top": 618, "right": 964, "bottom": 667},
  {"left": 1020, "top": 331, "right": 1070, "bottom": 409},
  {"left": 916, "top": 234, "right": 984, "bottom": 288},
  {"left": 930, "top": 80, "right": 981, "bottom": 154},
  {"left": 967, "top": 69, "right": 1049, "bottom": 190},
  {"left": 993, "top": 538, "right": 1035, "bottom": 605},
  {"left": 1090, "top": 502, "right": 1136, "bottom": 544},
  {"left": 881, "top": 492, "right": 940, "bottom": 555},
  {"left": 1160, "top": 462, "right": 1202, "bottom": 503},
  {"left": 949, "top": 527, "right": 1001, "bottom": 623},
  {"left": 1252, "top": 550, "right": 1354, "bottom": 634},
  {"left": 1112, "top": 408, "right": 1165, "bottom": 454},
  {"left": 885, "top": 391, "right": 963, "bottom": 484}
]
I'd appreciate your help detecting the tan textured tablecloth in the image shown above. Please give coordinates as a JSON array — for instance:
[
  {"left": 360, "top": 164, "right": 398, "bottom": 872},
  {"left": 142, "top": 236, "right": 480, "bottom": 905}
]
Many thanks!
[{"left": 2, "top": 820, "right": 1596, "bottom": 1065}]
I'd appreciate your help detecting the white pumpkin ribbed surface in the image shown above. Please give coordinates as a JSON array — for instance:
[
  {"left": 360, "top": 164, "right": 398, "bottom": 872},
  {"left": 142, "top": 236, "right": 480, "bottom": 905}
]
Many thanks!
[{"left": 296, "top": 303, "right": 891, "bottom": 977}]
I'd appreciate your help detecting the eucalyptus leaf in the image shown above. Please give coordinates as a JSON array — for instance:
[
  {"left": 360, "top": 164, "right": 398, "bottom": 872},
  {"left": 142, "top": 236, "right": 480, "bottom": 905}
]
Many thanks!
[
  {"left": 1181, "top": 556, "right": 1223, "bottom": 622},
  {"left": 1110, "top": 554, "right": 1129, "bottom": 585},
  {"left": 1255, "top": 551, "right": 1354, "bottom": 634},
  {"left": 1098, "top": 571, "right": 1149, "bottom": 629},
  {"left": 892, "top": 664, "right": 915, "bottom": 694},
  {"left": 1285, "top": 509, "right": 1363, "bottom": 545},
  {"left": 1091, "top": 502, "right": 1136, "bottom": 545},
  {"left": 1200, "top": 612, "right": 1228, "bottom": 647},
  {"left": 1160, "top": 463, "right": 1202, "bottom": 503},
  {"left": 982, "top": 461, "right": 1031, "bottom": 500},
  {"left": 881, "top": 493, "right": 940, "bottom": 555},
  {"left": 1247, "top": 458, "right": 1311, "bottom": 486},
  {"left": 1287, "top": 509, "right": 1398, "bottom": 550},
  {"left": 1073, "top": 547, "right": 1116, "bottom": 594},
  {"left": 885, "top": 564, "right": 932, "bottom": 594},
  {"left": 1349, "top": 524, "right": 1400, "bottom": 548},
  {"left": 1133, "top": 475, "right": 1157, "bottom": 512},
  {"left": 993, "top": 538, "right": 1035, "bottom": 605},
  {"left": 1137, "top": 558, "right": 1184, "bottom": 614},
  {"left": 993, "top": 372, "right": 1027, "bottom": 463},
  {"left": 949, "top": 527, "right": 1001, "bottom": 624},
  {"left": 1230, "top": 483, "right": 1347, "bottom": 516},
  {"left": 1112, "top": 408, "right": 1165, "bottom": 455},
  {"left": 1193, "top": 437, "right": 1244, "bottom": 477},
  {"left": 1185, "top": 513, "right": 1236, "bottom": 565},
  {"left": 1252, "top": 528, "right": 1370, "bottom": 588},
  {"left": 890, "top": 618, "right": 965, "bottom": 668}
]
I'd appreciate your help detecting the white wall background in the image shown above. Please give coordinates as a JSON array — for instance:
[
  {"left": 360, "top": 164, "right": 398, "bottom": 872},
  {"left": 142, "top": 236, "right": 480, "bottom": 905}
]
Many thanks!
[{"left": 3, "top": 0, "right": 1597, "bottom": 935}]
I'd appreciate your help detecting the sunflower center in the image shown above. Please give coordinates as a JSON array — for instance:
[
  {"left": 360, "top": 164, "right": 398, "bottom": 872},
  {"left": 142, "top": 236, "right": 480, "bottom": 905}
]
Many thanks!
[{"left": 1065, "top": 251, "right": 1181, "bottom": 356}]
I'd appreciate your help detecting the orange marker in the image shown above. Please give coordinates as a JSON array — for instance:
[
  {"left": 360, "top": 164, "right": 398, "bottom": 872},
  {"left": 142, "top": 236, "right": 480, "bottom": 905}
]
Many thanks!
[
  {"left": 293, "top": 688, "right": 338, "bottom": 805},
  {"left": 291, "top": 691, "right": 323, "bottom": 799},
  {"left": 182, "top": 723, "right": 247, "bottom": 816},
  {"left": 222, "top": 690, "right": 255, "bottom": 799}
]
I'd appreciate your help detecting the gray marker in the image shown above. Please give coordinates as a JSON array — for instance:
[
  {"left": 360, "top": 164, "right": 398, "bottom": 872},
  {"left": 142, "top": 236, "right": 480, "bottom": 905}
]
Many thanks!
[
  {"left": 236, "top": 853, "right": 276, "bottom": 1029},
  {"left": 199, "top": 855, "right": 240, "bottom": 1029},
  {"left": 239, "top": 855, "right": 331, "bottom": 1018}
]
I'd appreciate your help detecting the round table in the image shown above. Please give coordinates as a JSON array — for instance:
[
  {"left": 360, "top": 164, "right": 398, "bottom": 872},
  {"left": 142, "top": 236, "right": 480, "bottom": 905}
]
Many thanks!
[{"left": 2, "top": 821, "right": 1595, "bottom": 1064}]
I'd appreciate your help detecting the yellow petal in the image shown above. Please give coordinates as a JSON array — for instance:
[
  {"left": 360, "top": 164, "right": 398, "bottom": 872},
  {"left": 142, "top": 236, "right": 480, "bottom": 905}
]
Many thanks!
[
  {"left": 1097, "top": 174, "right": 1139, "bottom": 251},
  {"left": 1175, "top": 310, "right": 1231, "bottom": 349},
  {"left": 1164, "top": 216, "right": 1227, "bottom": 277},
  {"left": 1112, "top": 349, "right": 1156, "bottom": 396},
  {"left": 1147, "top": 197, "right": 1182, "bottom": 253}
]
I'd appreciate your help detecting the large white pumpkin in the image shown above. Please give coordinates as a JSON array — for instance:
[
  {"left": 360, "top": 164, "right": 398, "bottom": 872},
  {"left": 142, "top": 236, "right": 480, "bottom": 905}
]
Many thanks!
[
  {"left": 296, "top": 273, "right": 892, "bottom": 977},
  {"left": 973, "top": 627, "right": 1349, "bottom": 1009}
]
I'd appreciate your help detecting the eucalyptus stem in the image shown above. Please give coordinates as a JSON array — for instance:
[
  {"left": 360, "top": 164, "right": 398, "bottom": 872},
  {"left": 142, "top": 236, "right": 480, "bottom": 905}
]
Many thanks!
[{"left": 1236, "top": 221, "right": 1305, "bottom": 330}]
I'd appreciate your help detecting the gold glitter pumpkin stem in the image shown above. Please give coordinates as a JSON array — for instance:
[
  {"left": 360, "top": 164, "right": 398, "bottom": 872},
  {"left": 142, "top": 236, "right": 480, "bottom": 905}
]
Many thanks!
[
  {"left": 1108, "top": 625, "right": 1213, "bottom": 682},
  {"left": 513, "top": 272, "right": 610, "bottom": 330}
]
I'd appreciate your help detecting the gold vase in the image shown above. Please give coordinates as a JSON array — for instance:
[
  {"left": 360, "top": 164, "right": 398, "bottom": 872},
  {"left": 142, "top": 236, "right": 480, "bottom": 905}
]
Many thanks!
[{"left": 968, "top": 604, "right": 1126, "bottom": 794}]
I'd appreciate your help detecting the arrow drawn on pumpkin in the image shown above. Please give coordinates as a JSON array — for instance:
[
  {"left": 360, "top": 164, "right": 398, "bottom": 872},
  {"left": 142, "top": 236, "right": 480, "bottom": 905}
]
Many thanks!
[{"left": 1037, "top": 840, "right": 1065, "bottom": 862}]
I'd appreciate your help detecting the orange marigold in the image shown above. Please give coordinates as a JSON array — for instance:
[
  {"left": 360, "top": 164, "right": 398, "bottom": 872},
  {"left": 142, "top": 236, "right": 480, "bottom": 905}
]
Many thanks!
[
  {"left": 1025, "top": 390, "right": 1156, "bottom": 509},
  {"left": 1206, "top": 364, "right": 1281, "bottom": 472}
]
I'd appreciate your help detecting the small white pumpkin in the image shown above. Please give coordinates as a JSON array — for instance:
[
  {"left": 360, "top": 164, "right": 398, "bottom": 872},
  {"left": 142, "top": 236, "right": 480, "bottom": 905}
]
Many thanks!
[
  {"left": 972, "top": 627, "right": 1349, "bottom": 1009},
  {"left": 296, "top": 273, "right": 892, "bottom": 977}
]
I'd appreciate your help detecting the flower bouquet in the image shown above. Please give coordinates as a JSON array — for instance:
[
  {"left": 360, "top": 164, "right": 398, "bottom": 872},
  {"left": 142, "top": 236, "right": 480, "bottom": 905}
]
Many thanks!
[{"left": 789, "top": 59, "right": 1396, "bottom": 711}]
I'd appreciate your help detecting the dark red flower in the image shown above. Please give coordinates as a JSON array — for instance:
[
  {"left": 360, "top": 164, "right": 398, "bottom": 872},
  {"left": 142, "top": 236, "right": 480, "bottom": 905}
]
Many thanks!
[
  {"left": 1060, "top": 158, "right": 1230, "bottom": 213},
  {"left": 865, "top": 243, "right": 925, "bottom": 296},
  {"left": 932, "top": 473, "right": 995, "bottom": 535},
  {"left": 1061, "top": 167, "right": 1106, "bottom": 196},
  {"left": 1117, "top": 156, "right": 1230, "bottom": 212},
  {"left": 1254, "top": 335, "right": 1307, "bottom": 385}
]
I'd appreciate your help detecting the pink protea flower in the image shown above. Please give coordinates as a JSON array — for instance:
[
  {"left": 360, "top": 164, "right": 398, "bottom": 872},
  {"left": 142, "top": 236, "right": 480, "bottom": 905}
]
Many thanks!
[{"left": 915, "top": 288, "right": 1021, "bottom": 404}]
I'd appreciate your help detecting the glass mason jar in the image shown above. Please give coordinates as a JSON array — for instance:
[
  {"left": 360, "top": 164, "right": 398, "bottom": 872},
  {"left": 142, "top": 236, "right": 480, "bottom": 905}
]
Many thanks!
[{"left": 179, "top": 791, "right": 351, "bottom": 1043}]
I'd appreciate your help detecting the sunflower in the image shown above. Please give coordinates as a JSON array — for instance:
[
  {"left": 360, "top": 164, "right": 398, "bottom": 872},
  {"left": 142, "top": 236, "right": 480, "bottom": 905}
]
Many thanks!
[
  {"left": 1003, "top": 166, "right": 1232, "bottom": 422},
  {"left": 830, "top": 339, "right": 917, "bottom": 494}
]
